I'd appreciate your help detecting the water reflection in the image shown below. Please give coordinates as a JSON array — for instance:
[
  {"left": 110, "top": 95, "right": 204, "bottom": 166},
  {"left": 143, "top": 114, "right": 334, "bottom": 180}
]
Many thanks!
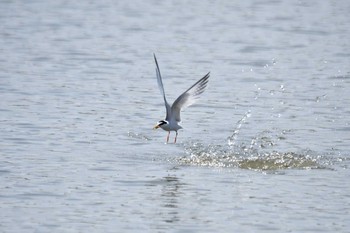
[
  {"left": 146, "top": 170, "right": 185, "bottom": 225},
  {"left": 160, "top": 174, "right": 181, "bottom": 223}
]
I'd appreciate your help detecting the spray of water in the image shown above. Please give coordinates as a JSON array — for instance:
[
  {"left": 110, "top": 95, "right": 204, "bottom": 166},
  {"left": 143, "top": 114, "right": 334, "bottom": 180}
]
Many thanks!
[
  {"left": 178, "top": 110, "right": 337, "bottom": 171},
  {"left": 227, "top": 110, "right": 251, "bottom": 150}
]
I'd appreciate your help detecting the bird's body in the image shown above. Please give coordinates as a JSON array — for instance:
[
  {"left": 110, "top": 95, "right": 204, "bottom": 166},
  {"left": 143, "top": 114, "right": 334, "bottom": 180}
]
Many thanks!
[{"left": 153, "top": 54, "right": 210, "bottom": 143}]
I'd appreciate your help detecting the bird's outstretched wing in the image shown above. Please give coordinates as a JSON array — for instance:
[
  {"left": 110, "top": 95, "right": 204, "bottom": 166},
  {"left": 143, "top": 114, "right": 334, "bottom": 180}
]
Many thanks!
[
  {"left": 171, "top": 72, "right": 210, "bottom": 122},
  {"left": 154, "top": 54, "right": 171, "bottom": 120}
]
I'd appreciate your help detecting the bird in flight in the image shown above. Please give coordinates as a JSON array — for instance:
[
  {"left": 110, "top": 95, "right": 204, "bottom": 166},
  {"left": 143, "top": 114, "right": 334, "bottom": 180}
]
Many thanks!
[{"left": 153, "top": 54, "right": 210, "bottom": 143}]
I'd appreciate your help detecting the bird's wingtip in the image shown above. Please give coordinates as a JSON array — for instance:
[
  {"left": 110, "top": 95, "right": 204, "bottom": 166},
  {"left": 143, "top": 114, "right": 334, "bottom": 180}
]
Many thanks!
[{"left": 153, "top": 53, "right": 159, "bottom": 64}]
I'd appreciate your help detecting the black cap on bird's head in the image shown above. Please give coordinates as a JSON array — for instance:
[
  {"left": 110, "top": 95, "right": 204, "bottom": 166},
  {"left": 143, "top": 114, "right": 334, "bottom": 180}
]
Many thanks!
[{"left": 153, "top": 120, "right": 168, "bottom": 129}]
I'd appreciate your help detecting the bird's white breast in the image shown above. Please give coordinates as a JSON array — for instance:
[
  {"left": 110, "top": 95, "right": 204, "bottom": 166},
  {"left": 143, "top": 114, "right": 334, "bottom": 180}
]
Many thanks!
[{"left": 160, "top": 120, "right": 183, "bottom": 132}]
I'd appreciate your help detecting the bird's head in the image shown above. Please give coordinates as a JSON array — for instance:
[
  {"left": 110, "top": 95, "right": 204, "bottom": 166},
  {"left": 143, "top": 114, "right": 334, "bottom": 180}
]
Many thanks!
[{"left": 153, "top": 120, "right": 168, "bottom": 130}]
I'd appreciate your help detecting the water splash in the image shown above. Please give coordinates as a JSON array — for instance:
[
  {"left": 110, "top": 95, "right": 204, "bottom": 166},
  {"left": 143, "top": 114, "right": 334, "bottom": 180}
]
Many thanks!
[
  {"left": 127, "top": 131, "right": 151, "bottom": 141},
  {"left": 248, "top": 128, "right": 293, "bottom": 154},
  {"left": 237, "top": 152, "right": 320, "bottom": 170},
  {"left": 179, "top": 143, "right": 331, "bottom": 171},
  {"left": 177, "top": 108, "right": 339, "bottom": 171},
  {"left": 227, "top": 110, "right": 251, "bottom": 149}
]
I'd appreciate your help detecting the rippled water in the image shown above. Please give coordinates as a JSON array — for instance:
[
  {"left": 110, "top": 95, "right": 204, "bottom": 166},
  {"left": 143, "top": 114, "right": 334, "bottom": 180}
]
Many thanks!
[{"left": 1, "top": 0, "right": 350, "bottom": 232}]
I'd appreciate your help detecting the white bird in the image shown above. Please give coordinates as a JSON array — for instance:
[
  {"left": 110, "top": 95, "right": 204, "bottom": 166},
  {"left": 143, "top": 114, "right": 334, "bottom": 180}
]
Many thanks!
[{"left": 153, "top": 54, "right": 210, "bottom": 143}]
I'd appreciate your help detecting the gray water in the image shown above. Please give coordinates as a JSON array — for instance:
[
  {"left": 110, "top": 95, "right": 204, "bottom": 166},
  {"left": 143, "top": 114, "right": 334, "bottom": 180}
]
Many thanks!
[{"left": 1, "top": 1, "right": 350, "bottom": 232}]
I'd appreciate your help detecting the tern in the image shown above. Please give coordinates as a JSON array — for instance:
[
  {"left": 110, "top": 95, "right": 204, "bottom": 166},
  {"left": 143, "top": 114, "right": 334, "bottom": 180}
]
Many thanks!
[{"left": 153, "top": 54, "right": 210, "bottom": 143}]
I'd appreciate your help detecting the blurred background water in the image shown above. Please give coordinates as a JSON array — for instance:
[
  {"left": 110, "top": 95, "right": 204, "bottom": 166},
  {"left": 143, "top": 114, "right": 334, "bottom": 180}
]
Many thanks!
[{"left": 1, "top": 0, "right": 349, "bottom": 232}]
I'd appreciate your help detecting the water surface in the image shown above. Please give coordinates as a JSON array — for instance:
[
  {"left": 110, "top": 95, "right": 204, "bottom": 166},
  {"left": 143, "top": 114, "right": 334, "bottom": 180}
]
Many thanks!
[{"left": 1, "top": 1, "right": 350, "bottom": 232}]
